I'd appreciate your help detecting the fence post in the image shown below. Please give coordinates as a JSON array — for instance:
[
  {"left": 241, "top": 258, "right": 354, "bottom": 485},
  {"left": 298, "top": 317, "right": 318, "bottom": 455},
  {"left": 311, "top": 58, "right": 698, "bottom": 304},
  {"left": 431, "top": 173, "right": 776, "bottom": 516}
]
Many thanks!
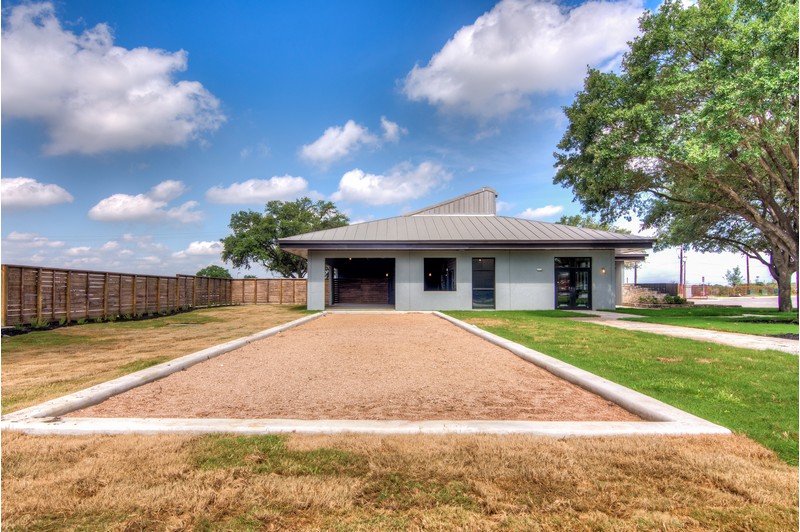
[
  {"left": 1, "top": 265, "right": 7, "bottom": 326},
  {"left": 85, "top": 272, "right": 90, "bottom": 320},
  {"left": 103, "top": 272, "right": 109, "bottom": 319},
  {"left": 65, "top": 272, "right": 71, "bottom": 323},
  {"left": 132, "top": 275, "right": 137, "bottom": 316},
  {"left": 279, "top": 279, "right": 283, "bottom": 304},
  {"left": 36, "top": 268, "right": 43, "bottom": 322},
  {"left": 192, "top": 277, "right": 197, "bottom": 308},
  {"left": 156, "top": 278, "right": 161, "bottom": 314},
  {"left": 51, "top": 270, "right": 57, "bottom": 321}
]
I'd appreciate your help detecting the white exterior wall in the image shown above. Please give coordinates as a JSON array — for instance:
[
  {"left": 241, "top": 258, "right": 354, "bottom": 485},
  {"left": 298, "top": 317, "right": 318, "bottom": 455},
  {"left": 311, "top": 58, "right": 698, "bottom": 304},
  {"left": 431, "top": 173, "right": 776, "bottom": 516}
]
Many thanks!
[{"left": 306, "top": 249, "right": 618, "bottom": 311}]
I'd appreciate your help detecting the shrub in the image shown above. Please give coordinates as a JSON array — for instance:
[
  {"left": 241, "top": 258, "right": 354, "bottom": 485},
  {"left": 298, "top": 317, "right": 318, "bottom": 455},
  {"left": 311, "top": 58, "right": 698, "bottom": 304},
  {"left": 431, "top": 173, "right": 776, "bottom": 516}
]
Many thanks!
[
  {"left": 30, "top": 317, "right": 50, "bottom": 330},
  {"left": 638, "top": 295, "right": 660, "bottom": 305}
]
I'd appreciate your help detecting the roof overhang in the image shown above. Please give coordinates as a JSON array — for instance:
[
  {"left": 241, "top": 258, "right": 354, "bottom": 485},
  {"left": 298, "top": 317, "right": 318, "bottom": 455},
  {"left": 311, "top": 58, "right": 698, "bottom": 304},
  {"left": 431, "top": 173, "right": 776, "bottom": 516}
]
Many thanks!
[{"left": 279, "top": 239, "right": 653, "bottom": 259}]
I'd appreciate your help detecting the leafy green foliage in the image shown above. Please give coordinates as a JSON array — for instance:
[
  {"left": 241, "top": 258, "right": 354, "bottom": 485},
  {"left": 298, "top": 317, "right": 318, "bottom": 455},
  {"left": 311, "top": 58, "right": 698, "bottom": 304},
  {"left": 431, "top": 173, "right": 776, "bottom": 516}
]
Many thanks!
[
  {"left": 195, "top": 265, "right": 232, "bottom": 279},
  {"left": 221, "top": 198, "right": 349, "bottom": 278},
  {"left": 724, "top": 266, "right": 744, "bottom": 287},
  {"left": 557, "top": 214, "right": 630, "bottom": 233},
  {"left": 554, "top": 0, "right": 798, "bottom": 310}
]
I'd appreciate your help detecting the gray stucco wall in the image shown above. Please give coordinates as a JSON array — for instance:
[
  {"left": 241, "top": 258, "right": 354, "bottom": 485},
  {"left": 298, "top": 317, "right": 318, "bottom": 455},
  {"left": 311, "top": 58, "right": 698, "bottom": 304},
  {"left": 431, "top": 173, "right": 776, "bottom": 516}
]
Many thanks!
[{"left": 306, "top": 249, "right": 618, "bottom": 311}]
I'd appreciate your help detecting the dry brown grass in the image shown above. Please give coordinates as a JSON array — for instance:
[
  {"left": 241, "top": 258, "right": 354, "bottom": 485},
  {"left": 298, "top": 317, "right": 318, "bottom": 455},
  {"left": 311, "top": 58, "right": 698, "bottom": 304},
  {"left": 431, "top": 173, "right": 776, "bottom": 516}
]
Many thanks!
[
  {"left": 2, "top": 305, "right": 797, "bottom": 529},
  {"left": 2, "top": 431, "right": 797, "bottom": 530},
  {"left": 1, "top": 305, "right": 308, "bottom": 413}
]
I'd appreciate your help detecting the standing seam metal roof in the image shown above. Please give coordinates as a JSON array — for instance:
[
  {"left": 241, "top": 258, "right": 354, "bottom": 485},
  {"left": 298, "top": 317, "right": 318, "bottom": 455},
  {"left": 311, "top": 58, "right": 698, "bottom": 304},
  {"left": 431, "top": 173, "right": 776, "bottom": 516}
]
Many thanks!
[{"left": 279, "top": 215, "right": 652, "bottom": 246}]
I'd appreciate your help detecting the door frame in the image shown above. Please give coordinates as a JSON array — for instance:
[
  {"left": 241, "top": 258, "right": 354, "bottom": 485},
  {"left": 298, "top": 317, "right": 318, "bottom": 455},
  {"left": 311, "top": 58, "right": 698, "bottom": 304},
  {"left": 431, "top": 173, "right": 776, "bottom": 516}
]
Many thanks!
[{"left": 554, "top": 258, "right": 592, "bottom": 310}]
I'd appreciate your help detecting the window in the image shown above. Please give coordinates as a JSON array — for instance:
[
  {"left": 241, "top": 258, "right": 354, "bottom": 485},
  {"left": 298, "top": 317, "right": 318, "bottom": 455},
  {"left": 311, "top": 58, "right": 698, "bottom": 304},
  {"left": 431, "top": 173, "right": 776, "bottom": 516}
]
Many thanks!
[
  {"left": 424, "top": 258, "right": 457, "bottom": 291},
  {"left": 554, "top": 257, "right": 591, "bottom": 268}
]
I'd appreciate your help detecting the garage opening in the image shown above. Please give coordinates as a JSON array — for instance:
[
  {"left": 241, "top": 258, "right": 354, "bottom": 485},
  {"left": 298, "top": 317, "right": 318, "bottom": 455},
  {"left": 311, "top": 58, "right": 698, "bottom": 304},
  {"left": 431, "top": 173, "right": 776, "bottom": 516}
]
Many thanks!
[{"left": 326, "top": 258, "right": 395, "bottom": 308}]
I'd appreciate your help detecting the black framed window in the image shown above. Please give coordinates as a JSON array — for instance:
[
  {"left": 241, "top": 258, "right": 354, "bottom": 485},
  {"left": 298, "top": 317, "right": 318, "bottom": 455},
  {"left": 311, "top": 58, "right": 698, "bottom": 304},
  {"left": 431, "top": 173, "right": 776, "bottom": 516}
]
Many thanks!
[{"left": 424, "top": 258, "right": 457, "bottom": 291}]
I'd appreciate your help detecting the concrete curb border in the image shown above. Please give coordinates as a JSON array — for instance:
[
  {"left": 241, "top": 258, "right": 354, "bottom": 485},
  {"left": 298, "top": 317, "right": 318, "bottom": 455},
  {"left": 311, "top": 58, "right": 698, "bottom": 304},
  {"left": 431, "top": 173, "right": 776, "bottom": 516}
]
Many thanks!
[
  {"left": 6, "top": 418, "right": 729, "bottom": 437},
  {"left": 2, "top": 310, "right": 730, "bottom": 437},
  {"left": 433, "top": 312, "right": 730, "bottom": 433},
  {"left": 2, "top": 312, "right": 326, "bottom": 423}
]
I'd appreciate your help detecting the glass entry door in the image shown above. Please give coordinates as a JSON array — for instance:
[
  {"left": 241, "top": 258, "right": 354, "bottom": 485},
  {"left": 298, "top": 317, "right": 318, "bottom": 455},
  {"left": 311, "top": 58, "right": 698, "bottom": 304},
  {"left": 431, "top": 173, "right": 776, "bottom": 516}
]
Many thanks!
[
  {"left": 554, "top": 258, "right": 591, "bottom": 310},
  {"left": 472, "top": 258, "right": 495, "bottom": 309}
]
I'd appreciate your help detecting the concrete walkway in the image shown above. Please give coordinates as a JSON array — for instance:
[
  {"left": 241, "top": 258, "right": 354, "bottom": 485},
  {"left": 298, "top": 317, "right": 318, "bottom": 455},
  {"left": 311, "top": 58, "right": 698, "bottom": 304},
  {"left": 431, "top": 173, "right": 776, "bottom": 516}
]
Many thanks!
[{"left": 569, "top": 311, "right": 798, "bottom": 354}]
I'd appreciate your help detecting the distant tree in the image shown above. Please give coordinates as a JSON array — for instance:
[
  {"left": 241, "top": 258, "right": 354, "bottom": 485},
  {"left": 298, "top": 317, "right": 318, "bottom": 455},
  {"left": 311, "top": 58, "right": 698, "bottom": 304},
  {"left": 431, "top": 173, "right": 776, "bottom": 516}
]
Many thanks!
[
  {"left": 554, "top": 0, "right": 798, "bottom": 311},
  {"left": 221, "top": 198, "right": 349, "bottom": 278},
  {"left": 557, "top": 214, "right": 631, "bottom": 234},
  {"left": 196, "top": 265, "right": 232, "bottom": 279},
  {"left": 724, "top": 267, "right": 744, "bottom": 287},
  {"left": 558, "top": 215, "right": 640, "bottom": 272},
  {"left": 243, "top": 274, "right": 257, "bottom": 279}
]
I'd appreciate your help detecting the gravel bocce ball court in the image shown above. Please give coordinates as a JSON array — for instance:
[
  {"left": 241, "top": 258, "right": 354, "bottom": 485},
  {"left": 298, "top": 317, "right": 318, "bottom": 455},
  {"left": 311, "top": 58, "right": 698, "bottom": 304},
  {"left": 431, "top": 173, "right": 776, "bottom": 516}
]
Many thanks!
[{"left": 72, "top": 313, "right": 640, "bottom": 422}]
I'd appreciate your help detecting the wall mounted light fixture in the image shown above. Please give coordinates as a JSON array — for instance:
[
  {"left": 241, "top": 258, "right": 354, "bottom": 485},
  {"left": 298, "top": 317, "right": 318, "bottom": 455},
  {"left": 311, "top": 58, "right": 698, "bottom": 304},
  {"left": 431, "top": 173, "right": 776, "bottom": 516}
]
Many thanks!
[{"left": 600, "top": 268, "right": 607, "bottom": 274}]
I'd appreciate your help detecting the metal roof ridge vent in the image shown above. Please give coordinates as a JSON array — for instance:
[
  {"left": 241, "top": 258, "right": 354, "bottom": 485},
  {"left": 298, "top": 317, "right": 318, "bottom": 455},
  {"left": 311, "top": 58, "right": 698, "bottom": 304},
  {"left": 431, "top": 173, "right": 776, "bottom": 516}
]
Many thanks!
[{"left": 406, "top": 187, "right": 498, "bottom": 217}]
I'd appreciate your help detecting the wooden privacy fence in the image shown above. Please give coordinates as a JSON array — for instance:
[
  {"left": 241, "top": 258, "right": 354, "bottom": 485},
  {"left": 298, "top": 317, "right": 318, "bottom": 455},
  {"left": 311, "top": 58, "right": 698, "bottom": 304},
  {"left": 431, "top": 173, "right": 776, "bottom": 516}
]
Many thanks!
[
  {"left": 2, "top": 265, "right": 307, "bottom": 327},
  {"left": 230, "top": 278, "right": 307, "bottom": 305}
]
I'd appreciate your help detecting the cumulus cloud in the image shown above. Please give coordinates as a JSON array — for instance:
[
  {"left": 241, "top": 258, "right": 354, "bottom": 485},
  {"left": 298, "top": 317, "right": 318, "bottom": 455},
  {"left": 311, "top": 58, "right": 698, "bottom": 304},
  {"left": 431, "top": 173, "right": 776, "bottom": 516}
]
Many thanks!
[
  {"left": 89, "top": 180, "right": 203, "bottom": 223},
  {"left": 403, "top": 0, "right": 643, "bottom": 117},
  {"left": 2, "top": 2, "right": 225, "bottom": 155},
  {"left": 172, "top": 240, "right": 223, "bottom": 259},
  {"left": 300, "top": 117, "right": 406, "bottom": 167},
  {"left": 380, "top": 117, "right": 407, "bottom": 142},
  {"left": 5, "top": 231, "right": 65, "bottom": 248},
  {"left": 1, "top": 177, "right": 74, "bottom": 208},
  {"left": 300, "top": 120, "right": 379, "bottom": 166},
  {"left": 331, "top": 161, "right": 452, "bottom": 205},
  {"left": 206, "top": 176, "right": 309, "bottom": 204},
  {"left": 518, "top": 205, "right": 564, "bottom": 220}
]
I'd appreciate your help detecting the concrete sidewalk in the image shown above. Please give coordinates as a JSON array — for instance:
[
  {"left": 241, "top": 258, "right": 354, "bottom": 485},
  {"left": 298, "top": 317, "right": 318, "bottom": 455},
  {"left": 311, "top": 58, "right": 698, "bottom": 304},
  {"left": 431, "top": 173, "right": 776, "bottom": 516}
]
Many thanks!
[{"left": 569, "top": 311, "right": 798, "bottom": 354}]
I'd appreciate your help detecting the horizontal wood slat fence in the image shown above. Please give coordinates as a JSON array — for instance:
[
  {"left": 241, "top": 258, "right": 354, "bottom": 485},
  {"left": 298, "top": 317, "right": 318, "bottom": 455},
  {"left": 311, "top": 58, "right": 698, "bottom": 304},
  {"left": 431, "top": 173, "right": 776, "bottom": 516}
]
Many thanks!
[{"left": 1, "top": 265, "right": 306, "bottom": 327}]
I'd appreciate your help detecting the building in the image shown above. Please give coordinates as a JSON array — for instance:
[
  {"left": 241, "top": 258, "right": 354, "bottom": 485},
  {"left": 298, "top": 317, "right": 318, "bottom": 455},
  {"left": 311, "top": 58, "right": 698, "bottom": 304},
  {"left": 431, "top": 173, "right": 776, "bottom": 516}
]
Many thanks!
[{"left": 278, "top": 187, "right": 653, "bottom": 311}]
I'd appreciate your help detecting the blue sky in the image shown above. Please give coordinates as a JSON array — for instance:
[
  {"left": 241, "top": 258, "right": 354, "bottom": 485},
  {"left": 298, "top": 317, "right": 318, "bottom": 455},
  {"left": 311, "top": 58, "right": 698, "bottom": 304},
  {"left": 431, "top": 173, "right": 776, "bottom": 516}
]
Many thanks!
[{"left": 1, "top": 0, "right": 772, "bottom": 284}]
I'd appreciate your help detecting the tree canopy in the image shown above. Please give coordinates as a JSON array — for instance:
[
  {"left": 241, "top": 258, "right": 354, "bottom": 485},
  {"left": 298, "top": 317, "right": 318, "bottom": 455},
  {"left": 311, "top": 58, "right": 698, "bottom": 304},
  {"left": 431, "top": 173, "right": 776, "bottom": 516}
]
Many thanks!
[
  {"left": 195, "top": 265, "right": 232, "bottom": 279},
  {"left": 221, "top": 198, "right": 349, "bottom": 278},
  {"left": 557, "top": 214, "right": 630, "bottom": 234},
  {"left": 554, "top": 0, "right": 798, "bottom": 310}
]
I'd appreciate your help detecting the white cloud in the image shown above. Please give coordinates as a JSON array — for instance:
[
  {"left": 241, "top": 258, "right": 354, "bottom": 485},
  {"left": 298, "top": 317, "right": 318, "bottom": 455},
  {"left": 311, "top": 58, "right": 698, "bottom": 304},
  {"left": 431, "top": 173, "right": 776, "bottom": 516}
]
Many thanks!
[
  {"left": 1, "top": 177, "right": 74, "bottom": 208},
  {"left": 496, "top": 200, "right": 513, "bottom": 213},
  {"left": 403, "top": 0, "right": 642, "bottom": 117},
  {"left": 100, "top": 241, "right": 120, "bottom": 250},
  {"left": 89, "top": 180, "right": 203, "bottom": 223},
  {"left": 2, "top": 2, "right": 225, "bottom": 155},
  {"left": 206, "top": 176, "right": 309, "bottom": 204},
  {"left": 172, "top": 240, "right": 223, "bottom": 259},
  {"left": 300, "top": 120, "right": 379, "bottom": 167},
  {"left": 66, "top": 246, "right": 91, "bottom": 256},
  {"left": 5, "top": 231, "right": 65, "bottom": 248},
  {"left": 518, "top": 205, "right": 564, "bottom": 220},
  {"left": 331, "top": 161, "right": 452, "bottom": 205},
  {"left": 380, "top": 117, "right": 406, "bottom": 142},
  {"left": 148, "top": 180, "right": 187, "bottom": 202}
]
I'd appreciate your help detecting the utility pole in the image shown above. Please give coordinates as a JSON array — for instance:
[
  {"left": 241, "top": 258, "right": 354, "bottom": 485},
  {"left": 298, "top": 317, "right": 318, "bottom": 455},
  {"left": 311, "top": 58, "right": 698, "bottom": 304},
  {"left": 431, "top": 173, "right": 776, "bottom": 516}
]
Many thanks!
[
  {"left": 678, "top": 246, "right": 684, "bottom": 298},
  {"left": 745, "top": 255, "right": 750, "bottom": 295}
]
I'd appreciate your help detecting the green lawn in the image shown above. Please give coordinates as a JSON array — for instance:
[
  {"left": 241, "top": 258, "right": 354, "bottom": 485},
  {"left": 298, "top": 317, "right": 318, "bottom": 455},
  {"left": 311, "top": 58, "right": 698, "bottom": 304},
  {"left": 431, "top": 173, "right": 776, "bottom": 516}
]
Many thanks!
[
  {"left": 447, "top": 311, "right": 799, "bottom": 465},
  {"left": 613, "top": 307, "right": 799, "bottom": 336}
]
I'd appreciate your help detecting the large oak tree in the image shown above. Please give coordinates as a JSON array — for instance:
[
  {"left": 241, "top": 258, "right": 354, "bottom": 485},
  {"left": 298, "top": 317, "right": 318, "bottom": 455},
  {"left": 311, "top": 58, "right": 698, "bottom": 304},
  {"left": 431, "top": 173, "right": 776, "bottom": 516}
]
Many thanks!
[
  {"left": 221, "top": 198, "right": 349, "bottom": 278},
  {"left": 554, "top": 0, "right": 798, "bottom": 310}
]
